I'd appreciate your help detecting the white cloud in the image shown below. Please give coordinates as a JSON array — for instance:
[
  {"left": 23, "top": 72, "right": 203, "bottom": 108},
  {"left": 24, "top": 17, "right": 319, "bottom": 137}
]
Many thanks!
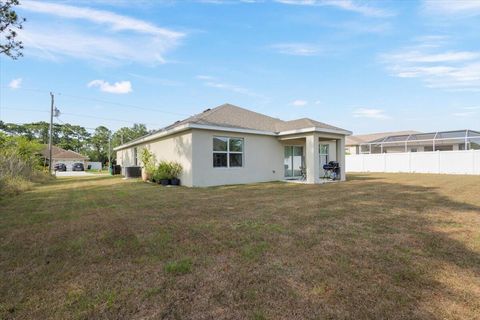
[
  {"left": 381, "top": 38, "right": 480, "bottom": 91},
  {"left": 453, "top": 111, "right": 477, "bottom": 117},
  {"left": 128, "top": 73, "right": 183, "bottom": 86},
  {"left": 423, "top": 0, "right": 480, "bottom": 16},
  {"left": 18, "top": 1, "right": 185, "bottom": 64},
  {"left": 204, "top": 81, "right": 253, "bottom": 96},
  {"left": 353, "top": 108, "right": 390, "bottom": 119},
  {"left": 291, "top": 99, "right": 308, "bottom": 107},
  {"left": 275, "top": 0, "right": 393, "bottom": 18},
  {"left": 196, "top": 75, "right": 260, "bottom": 97},
  {"left": 87, "top": 80, "right": 132, "bottom": 94},
  {"left": 21, "top": 1, "right": 183, "bottom": 38},
  {"left": 270, "top": 43, "right": 321, "bottom": 56},
  {"left": 8, "top": 78, "right": 22, "bottom": 89},
  {"left": 196, "top": 75, "right": 215, "bottom": 80},
  {"left": 390, "top": 51, "right": 480, "bottom": 63},
  {"left": 197, "top": 0, "right": 263, "bottom": 3},
  {"left": 196, "top": 0, "right": 393, "bottom": 17},
  {"left": 453, "top": 106, "right": 480, "bottom": 117}
]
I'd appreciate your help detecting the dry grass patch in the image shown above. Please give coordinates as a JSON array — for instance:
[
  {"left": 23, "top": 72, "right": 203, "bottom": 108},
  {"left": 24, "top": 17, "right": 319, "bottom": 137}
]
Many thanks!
[{"left": 0, "top": 173, "right": 479, "bottom": 319}]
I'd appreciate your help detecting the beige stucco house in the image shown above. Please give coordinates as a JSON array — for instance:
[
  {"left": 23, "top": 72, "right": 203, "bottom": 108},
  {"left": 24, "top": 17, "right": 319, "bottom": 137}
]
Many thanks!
[
  {"left": 41, "top": 145, "right": 89, "bottom": 171},
  {"left": 114, "top": 104, "right": 351, "bottom": 187}
]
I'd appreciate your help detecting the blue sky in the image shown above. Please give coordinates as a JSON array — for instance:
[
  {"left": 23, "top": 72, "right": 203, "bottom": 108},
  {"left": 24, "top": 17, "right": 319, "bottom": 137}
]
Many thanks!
[{"left": 1, "top": 0, "right": 480, "bottom": 134}]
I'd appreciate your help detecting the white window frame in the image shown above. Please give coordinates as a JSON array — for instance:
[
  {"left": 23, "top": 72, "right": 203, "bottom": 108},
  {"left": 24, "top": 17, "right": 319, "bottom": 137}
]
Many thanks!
[
  {"left": 133, "top": 147, "right": 138, "bottom": 166},
  {"left": 319, "top": 144, "right": 329, "bottom": 163},
  {"left": 213, "top": 136, "right": 244, "bottom": 168}
]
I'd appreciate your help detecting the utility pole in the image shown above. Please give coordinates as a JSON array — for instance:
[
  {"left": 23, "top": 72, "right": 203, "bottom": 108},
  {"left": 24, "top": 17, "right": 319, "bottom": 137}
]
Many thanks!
[
  {"left": 108, "top": 133, "right": 111, "bottom": 169},
  {"left": 48, "top": 92, "right": 60, "bottom": 174},
  {"left": 48, "top": 92, "right": 54, "bottom": 173}
]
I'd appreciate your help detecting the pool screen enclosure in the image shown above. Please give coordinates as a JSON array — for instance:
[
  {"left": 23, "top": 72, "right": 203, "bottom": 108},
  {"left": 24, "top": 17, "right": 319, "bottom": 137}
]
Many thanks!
[{"left": 360, "top": 130, "right": 480, "bottom": 154}]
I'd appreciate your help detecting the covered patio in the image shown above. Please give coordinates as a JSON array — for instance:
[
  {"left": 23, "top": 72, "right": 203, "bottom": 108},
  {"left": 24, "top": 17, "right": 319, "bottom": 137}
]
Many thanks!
[{"left": 278, "top": 132, "right": 346, "bottom": 184}]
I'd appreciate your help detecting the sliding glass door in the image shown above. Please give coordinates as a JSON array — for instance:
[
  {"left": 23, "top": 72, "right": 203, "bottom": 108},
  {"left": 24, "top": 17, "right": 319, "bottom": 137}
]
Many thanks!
[{"left": 284, "top": 146, "right": 304, "bottom": 178}]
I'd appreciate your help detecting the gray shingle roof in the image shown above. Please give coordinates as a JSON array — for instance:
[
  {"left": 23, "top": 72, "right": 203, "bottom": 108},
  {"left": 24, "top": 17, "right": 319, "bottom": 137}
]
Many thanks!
[
  {"left": 163, "top": 103, "right": 349, "bottom": 133},
  {"left": 116, "top": 103, "right": 350, "bottom": 150},
  {"left": 41, "top": 146, "right": 88, "bottom": 160},
  {"left": 275, "top": 118, "right": 347, "bottom": 132}
]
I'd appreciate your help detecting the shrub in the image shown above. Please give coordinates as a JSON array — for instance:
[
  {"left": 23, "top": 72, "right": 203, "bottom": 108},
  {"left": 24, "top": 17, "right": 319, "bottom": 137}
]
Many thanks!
[
  {"left": 153, "top": 161, "right": 170, "bottom": 181},
  {"left": 139, "top": 148, "right": 156, "bottom": 177},
  {"left": 0, "top": 175, "right": 34, "bottom": 197},
  {"left": 168, "top": 162, "right": 183, "bottom": 179},
  {"left": 0, "top": 134, "right": 51, "bottom": 198}
]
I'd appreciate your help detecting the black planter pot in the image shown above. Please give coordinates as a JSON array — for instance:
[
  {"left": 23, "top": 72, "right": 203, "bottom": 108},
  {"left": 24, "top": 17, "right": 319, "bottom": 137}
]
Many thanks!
[
  {"left": 160, "top": 179, "right": 169, "bottom": 186},
  {"left": 170, "top": 178, "right": 180, "bottom": 186}
]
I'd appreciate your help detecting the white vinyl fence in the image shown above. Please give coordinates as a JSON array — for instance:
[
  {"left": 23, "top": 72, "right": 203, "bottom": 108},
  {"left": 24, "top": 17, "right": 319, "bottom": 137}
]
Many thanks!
[{"left": 346, "top": 150, "right": 480, "bottom": 175}]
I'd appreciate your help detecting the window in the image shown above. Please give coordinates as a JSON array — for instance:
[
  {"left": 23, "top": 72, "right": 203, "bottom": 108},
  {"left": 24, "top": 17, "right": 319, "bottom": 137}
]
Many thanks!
[
  {"left": 133, "top": 147, "right": 138, "bottom": 166},
  {"left": 319, "top": 144, "right": 329, "bottom": 168},
  {"left": 435, "top": 145, "right": 453, "bottom": 151},
  {"left": 410, "top": 148, "right": 417, "bottom": 152},
  {"left": 213, "top": 136, "right": 243, "bottom": 167}
]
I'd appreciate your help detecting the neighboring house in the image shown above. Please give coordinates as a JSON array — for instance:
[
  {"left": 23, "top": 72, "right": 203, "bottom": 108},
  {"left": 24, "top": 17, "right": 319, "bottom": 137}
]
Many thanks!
[
  {"left": 41, "top": 146, "right": 88, "bottom": 171},
  {"left": 114, "top": 103, "right": 351, "bottom": 187},
  {"left": 346, "top": 130, "right": 420, "bottom": 155},
  {"left": 357, "top": 130, "right": 480, "bottom": 154}
]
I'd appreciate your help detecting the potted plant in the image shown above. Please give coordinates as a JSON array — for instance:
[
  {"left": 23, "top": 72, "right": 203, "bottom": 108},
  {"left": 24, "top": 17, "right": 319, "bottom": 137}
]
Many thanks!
[
  {"left": 140, "top": 148, "right": 156, "bottom": 182},
  {"left": 168, "top": 162, "right": 183, "bottom": 186},
  {"left": 156, "top": 161, "right": 170, "bottom": 186},
  {"left": 151, "top": 166, "right": 161, "bottom": 184},
  {"left": 145, "top": 160, "right": 157, "bottom": 182}
]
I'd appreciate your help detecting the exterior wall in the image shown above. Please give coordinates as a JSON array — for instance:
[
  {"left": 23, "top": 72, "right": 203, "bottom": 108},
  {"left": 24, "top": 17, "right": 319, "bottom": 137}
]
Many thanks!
[
  {"left": 336, "top": 137, "right": 346, "bottom": 181},
  {"left": 87, "top": 162, "right": 102, "bottom": 170},
  {"left": 191, "top": 129, "right": 284, "bottom": 187},
  {"left": 116, "top": 131, "right": 193, "bottom": 186},
  {"left": 115, "top": 129, "right": 348, "bottom": 187},
  {"left": 346, "top": 150, "right": 480, "bottom": 175},
  {"left": 305, "top": 133, "right": 320, "bottom": 183}
]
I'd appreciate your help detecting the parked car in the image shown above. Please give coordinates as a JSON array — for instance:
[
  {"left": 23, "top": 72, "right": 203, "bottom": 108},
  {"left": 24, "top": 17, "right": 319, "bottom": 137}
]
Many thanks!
[
  {"left": 54, "top": 163, "right": 67, "bottom": 172},
  {"left": 72, "top": 163, "right": 84, "bottom": 171}
]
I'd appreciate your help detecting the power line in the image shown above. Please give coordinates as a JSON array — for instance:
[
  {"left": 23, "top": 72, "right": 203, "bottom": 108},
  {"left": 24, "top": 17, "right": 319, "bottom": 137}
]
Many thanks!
[
  {"left": 1, "top": 106, "right": 164, "bottom": 126},
  {"left": 1, "top": 107, "right": 49, "bottom": 114},
  {"left": 56, "top": 117, "right": 97, "bottom": 132},
  {"left": 60, "top": 111, "right": 163, "bottom": 127},
  {"left": 0, "top": 86, "right": 191, "bottom": 117},
  {"left": 58, "top": 92, "right": 191, "bottom": 117},
  {"left": 0, "top": 86, "right": 51, "bottom": 94}
]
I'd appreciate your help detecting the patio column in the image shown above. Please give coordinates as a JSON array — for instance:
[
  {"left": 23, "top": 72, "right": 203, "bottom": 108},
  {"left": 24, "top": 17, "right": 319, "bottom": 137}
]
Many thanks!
[
  {"left": 306, "top": 133, "right": 320, "bottom": 184},
  {"left": 336, "top": 137, "right": 346, "bottom": 181}
]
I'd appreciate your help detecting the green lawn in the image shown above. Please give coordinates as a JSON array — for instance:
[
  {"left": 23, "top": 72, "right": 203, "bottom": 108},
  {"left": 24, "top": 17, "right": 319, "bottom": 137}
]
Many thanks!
[{"left": 1, "top": 174, "right": 479, "bottom": 319}]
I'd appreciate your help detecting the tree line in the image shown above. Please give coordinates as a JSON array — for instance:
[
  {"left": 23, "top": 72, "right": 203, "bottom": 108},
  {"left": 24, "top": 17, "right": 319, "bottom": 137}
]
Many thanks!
[{"left": 0, "top": 121, "right": 151, "bottom": 164}]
